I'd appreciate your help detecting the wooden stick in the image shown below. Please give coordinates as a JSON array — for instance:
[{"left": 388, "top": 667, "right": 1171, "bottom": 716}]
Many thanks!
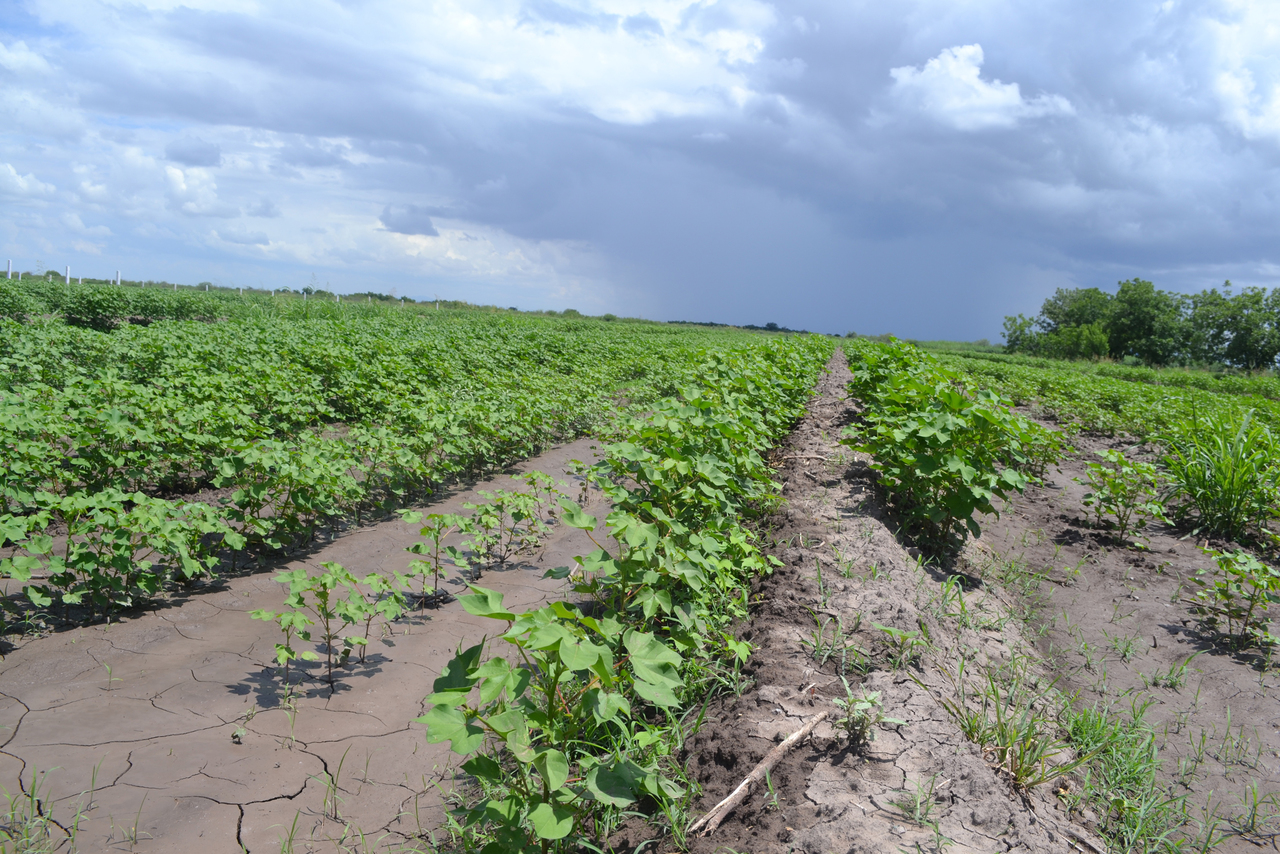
[{"left": 688, "top": 709, "right": 831, "bottom": 836}]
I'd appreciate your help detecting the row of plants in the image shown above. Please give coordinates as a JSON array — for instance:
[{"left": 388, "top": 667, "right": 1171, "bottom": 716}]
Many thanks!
[
  {"left": 840, "top": 338, "right": 1063, "bottom": 552},
  {"left": 937, "top": 349, "right": 1280, "bottom": 403},
  {"left": 401, "top": 336, "right": 835, "bottom": 852},
  {"left": 0, "top": 288, "right": 782, "bottom": 627},
  {"left": 936, "top": 351, "right": 1280, "bottom": 439}
]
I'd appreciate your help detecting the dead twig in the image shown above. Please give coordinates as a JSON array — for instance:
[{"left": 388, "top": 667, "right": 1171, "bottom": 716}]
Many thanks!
[{"left": 688, "top": 709, "right": 831, "bottom": 836}]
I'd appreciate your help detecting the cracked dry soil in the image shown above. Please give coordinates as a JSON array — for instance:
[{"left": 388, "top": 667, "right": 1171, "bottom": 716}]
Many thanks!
[{"left": 0, "top": 440, "right": 608, "bottom": 853}]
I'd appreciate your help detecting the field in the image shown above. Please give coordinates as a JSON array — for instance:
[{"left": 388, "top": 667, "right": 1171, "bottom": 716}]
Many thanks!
[{"left": 1, "top": 282, "right": 1278, "bottom": 854}]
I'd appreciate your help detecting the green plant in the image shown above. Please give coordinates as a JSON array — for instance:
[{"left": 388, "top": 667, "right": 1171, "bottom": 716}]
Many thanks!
[
  {"left": 418, "top": 588, "right": 687, "bottom": 853},
  {"left": 832, "top": 678, "right": 903, "bottom": 752},
  {"left": 1077, "top": 449, "right": 1164, "bottom": 544},
  {"left": 1141, "top": 653, "right": 1200, "bottom": 690},
  {"left": 890, "top": 774, "right": 941, "bottom": 826},
  {"left": 842, "top": 340, "right": 1050, "bottom": 552},
  {"left": 401, "top": 512, "right": 467, "bottom": 606},
  {"left": 800, "top": 611, "right": 867, "bottom": 675},
  {"left": 1061, "top": 699, "right": 1193, "bottom": 852},
  {"left": 253, "top": 563, "right": 364, "bottom": 688},
  {"left": 1160, "top": 410, "right": 1279, "bottom": 542},
  {"left": 0, "top": 769, "right": 79, "bottom": 854},
  {"left": 874, "top": 623, "right": 926, "bottom": 671},
  {"left": 1188, "top": 548, "right": 1280, "bottom": 651}
]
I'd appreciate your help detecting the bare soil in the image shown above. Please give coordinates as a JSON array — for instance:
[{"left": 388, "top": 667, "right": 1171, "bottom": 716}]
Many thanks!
[
  {"left": 0, "top": 440, "right": 606, "bottom": 853},
  {"left": 980, "top": 426, "right": 1280, "bottom": 853}
]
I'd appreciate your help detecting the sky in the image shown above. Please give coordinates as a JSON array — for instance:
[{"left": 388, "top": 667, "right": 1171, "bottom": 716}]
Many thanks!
[{"left": 2, "top": 0, "right": 1280, "bottom": 339}]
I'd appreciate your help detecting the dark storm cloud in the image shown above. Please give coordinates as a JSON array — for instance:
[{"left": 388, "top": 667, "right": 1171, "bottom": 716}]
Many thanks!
[{"left": 379, "top": 204, "right": 440, "bottom": 237}]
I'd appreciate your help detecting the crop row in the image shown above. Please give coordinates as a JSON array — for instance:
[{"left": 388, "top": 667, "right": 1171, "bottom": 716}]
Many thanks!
[
  {"left": 0, "top": 282, "right": 784, "bottom": 624},
  {"left": 407, "top": 333, "right": 835, "bottom": 851},
  {"left": 936, "top": 351, "right": 1280, "bottom": 439},
  {"left": 841, "top": 339, "right": 1061, "bottom": 552},
  {"left": 937, "top": 348, "right": 1280, "bottom": 402}
]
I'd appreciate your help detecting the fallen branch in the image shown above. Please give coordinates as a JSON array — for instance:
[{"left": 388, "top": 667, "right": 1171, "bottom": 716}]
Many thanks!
[{"left": 688, "top": 709, "right": 831, "bottom": 836}]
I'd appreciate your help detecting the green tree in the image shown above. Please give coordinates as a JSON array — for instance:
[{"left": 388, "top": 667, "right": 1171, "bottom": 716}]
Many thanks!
[
  {"left": 1223, "top": 286, "right": 1280, "bottom": 371},
  {"left": 1041, "top": 321, "right": 1109, "bottom": 361},
  {"left": 1186, "top": 286, "right": 1232, "bottom": 365},
  {"left": 1107, "top": 279, "right": 1187, "bottom": 366},
  {"left": 1036, "top": 287, "right": 1112, "bottom": 333},
  {"left": 1002, "top": 313, "right": 1038, "bottom": 354}
]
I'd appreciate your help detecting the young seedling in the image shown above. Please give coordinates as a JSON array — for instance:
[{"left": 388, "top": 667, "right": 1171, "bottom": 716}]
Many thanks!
[
  {"left": 401, "top": 512, "right": 467, "bottom": 607},
  {"left": 1077, "top": 449, "right": 1163, "bottom": 545},
  {"left": 832, "top": 678, "right": 904, "bottom": 752}
]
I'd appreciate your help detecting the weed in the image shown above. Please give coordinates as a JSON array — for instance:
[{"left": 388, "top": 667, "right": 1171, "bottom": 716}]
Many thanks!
[
  {"left": 1160, "top": 409, "right": 1279, "bottom": 542},
  {"left": 1228, "top": 781, "right": 1280, "bottom": 842},
  {"left": 1141, "top": 652, "right": 1201, "bottom": 690},
  {"left": 832, "top": 678, "right": 904, "bottom": 752},
  {"left": 874, "top": 623, "right": 926, "bottom": 670},
  {"left": 890, "top": 775, "right": 942, "bottom": 827},
  {"left": 1103, "top": 628, "right": 1142, "bottom": 663},
  {"left": 801, "top": 610, "right": 867, "bottom": 676}
]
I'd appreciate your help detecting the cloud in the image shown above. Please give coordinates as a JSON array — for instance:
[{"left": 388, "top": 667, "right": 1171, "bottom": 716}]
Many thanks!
[
  {"left": 165, "top": 137, "right": 222, "bottom": 167},
  {"left": 216, "top": 227, "right": 270, "bottom": 245},
  {"left": 380, "top": 204, "right": 440, "bottom": 237},
  {"left": 622, "top": 14, "right": 664, "bottom": 39},
  {"left": 0, "top": 41, "right": 52, "bottom": 75},
  {"left": 5, "top": 0, "right": 1280, "bottom": 338},
  {"left": 0, "top": 163, "right": 55, "bottom": 197},
  {"left": 247, "top": 197, "right": 281, "bottom": 217},
  {"left": 61, "top": 211, "right": 111, "bottom": 237},
  {"left": 165, "top": 166, "right": 238, "bottom": 217},
  {"left": 889, "top": 44, "right": 1074, "bottom": 130}
]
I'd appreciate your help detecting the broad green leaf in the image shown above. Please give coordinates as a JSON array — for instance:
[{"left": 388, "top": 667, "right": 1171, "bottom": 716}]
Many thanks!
[
  {"left": 458, "top": 586, "right": 515, "bottom": 621},
  {"left": 528, "top": 801, "right": 574, "bottom": 840}
]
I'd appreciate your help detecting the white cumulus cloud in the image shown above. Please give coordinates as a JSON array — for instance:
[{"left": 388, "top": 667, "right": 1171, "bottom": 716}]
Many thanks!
[
  {"left": 888, "top": 44, "right": 1074, "bottom": 130},
  {"left": 0, "top": 163, "right": 55, "bottom": 197}
]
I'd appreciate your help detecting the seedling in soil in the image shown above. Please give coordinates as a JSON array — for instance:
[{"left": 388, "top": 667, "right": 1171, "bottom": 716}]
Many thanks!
[
  {"left": 250, "top": 603, "right": 315, "bottom": 686},
  {"left": 1188, "top": 548, "right": 1280, "bottom": 652},
  {"left": 272, "top": 563, "right": 363, "bottom": 688},
  {"left": 2, "top": 767, "right": 89, "bottom": 853},
  {"left": 832, "top": 546, "right": 857, "bottom": 578},
  {"left": 801, "top": 611, "right": 867, "bottom": 675},
  {"left": 1103, "top": 629, "right": 1141, "bottom": 663},
  {"left": 401, "top": 512, "right": 467, "bottom": 606},
  {"left": 343, "top": 571, "right": 406, "bottom": 663},
  {"left": 891, "top": 774, "right": 943, "bottom": 826},
  {"left": 102, "top": 662, "right": 121, "bottom": 691},
  {"left": 461, "top": 481, "right": 559, "bottom": 571},
  {"left": 874, "top": 623, "right": 926, "bottom": 671},
  {"left": 1077, "top": 449, "right": 1163, "bottom": 545},
  {"left": 762, "top": 767, "right": 782, "bottom": 812},
  {"left": 832, "top": 678, "right": 903, "bottom": 752},
  {"left": 1142, "top": 652, "right": 1201, "bottom": 690},
  {"left": 311, "top": 745, "right": 352, "bottom": 821},
  {"left": 1229, "top": 781, "right": 1280, "bottom": 841}
]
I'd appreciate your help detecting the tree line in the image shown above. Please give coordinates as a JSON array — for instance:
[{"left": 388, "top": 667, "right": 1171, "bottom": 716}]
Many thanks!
[{"left": 1003, "top": 279, "right": 1280, "bottom": 370}]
